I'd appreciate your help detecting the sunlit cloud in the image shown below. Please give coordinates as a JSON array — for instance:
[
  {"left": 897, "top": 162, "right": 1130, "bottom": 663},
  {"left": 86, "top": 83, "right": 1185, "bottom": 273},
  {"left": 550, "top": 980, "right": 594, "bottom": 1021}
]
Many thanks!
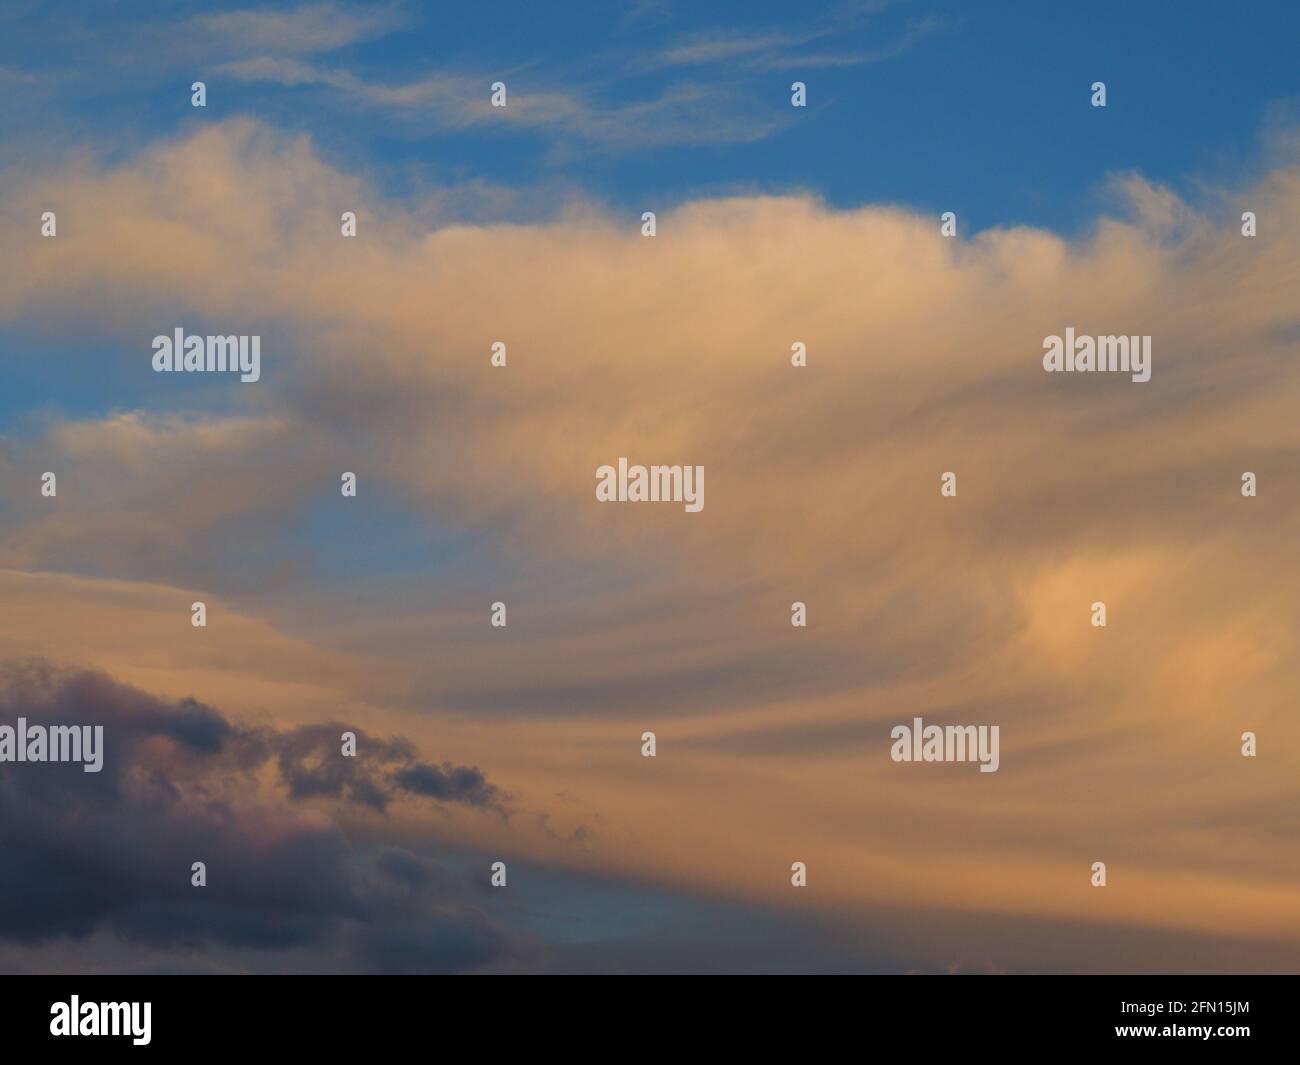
[{"left": 2, "top": 114, "right": 1299, "bottom": 972}]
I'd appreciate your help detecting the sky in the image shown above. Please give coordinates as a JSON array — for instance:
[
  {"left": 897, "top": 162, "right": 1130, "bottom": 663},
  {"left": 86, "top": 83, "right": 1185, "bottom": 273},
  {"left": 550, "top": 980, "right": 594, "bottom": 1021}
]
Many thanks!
[{"left": 1, "top": 0, "right": 1299, "bottom": 974}]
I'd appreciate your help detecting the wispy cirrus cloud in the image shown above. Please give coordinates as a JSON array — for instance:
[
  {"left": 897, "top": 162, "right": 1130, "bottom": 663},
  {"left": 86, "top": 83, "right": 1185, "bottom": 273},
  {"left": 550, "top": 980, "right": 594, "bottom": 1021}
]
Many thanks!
[
  {"left": 642, "top": 6, "right": 953, "bottom": 72},
  {"left": 190, "top": 1, "right": 404, "bottom": 56},
  {"left": 0, "top": 2, "right": 945, "bottom": 158},
  {"left": 652, "top": 28, "right": 831, "bottom": 67},
  {"left": 747, "top": 14, "right": 955, "bottom": 70},
  {"left": 216, "top": 57, "right": 789, "bottom": 148}
]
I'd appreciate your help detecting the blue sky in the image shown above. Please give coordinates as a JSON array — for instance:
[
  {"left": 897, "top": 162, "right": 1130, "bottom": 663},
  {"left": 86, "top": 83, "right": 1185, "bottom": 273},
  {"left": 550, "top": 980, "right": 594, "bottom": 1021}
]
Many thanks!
[
  {"left": 3, "top": 0, "right": 1296, "bottom": 439},
  {"left": 2, "top": 0, "right": 1298, "bottom": 591},
  {"left": 4, "top": 0, "right": 1298, "bottom": 234},
  {"left": 0, "top": 0, "right": 1295, "bottom": 600}
]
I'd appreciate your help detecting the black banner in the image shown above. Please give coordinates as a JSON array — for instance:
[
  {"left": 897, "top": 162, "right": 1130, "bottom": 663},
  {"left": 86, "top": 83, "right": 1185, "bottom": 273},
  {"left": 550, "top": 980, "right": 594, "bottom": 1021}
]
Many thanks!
[{"left": 0, "top": 976, "right": 1287, "bottom": 1053}]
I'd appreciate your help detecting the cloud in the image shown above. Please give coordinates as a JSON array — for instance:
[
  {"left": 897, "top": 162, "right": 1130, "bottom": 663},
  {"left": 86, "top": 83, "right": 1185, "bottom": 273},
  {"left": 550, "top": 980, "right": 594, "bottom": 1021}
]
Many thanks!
[
  {"left": 747, "top": 14, "right": 955, "bottom": 70},
  {"left": 0, "top": 658, "right": 506, "bottom": 815},
  {"left": 3, "top": 119, "right": 1300, "bottom": 966},
  {"left": 0, "top": 2, "right": 403, "bottom": 104},
  {"left": 0, "top": 659, "right": 518, "bottom": 970},
  {"left": 653, "top": 29, "right": 829, "bottom": 66},
  {"left": 0, "top": 412, "right": 319, "bottom": 590},
  {"left": 642, "top": 6, "right": 951, "bottom": 71},
  {"left": 214, "top": 58, "right": 787, "bottom": 149},
  {"left": 0, "top": 65, "right": 38, "bottom": 86},
  {"left": 191, "top": 2, "right": 403, "bottom": 56},
  {"left": 276, "top": 723, "right": 505, "bottom": 812},
  {"left": 621, "top": 0, "right": 675, "bottom": 30}
]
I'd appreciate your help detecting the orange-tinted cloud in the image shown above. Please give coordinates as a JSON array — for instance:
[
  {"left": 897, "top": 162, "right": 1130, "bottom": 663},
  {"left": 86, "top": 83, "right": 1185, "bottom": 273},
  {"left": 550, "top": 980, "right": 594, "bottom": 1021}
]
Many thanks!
[{"left": 3, "top": 119, "right": 1300, "bottom": 969}]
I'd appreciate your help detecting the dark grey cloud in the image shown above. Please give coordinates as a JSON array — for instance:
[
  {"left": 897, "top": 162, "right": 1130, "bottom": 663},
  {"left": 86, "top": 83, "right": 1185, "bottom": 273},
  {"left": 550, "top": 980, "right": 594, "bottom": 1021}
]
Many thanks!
[
  {"left": 0, "top": 658, "right": 505, "bottom": 814},
  {"left": 392, "top": 762, "right": 498, "bottom": 805},
  {"left": 274, "top": 722, "right": 506, "bottom": 814},
  {"left": 0, "top": 659, "right": 523, "bottom": 972}
]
